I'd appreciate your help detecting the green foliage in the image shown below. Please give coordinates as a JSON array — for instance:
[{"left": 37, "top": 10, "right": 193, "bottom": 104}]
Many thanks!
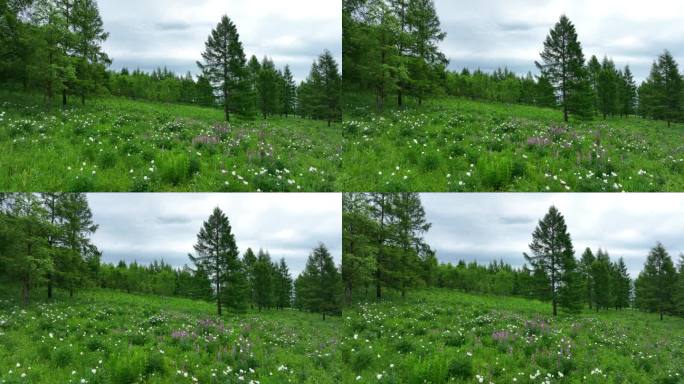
[
  {"left": 342, "top": 95, "right": 684, "bottom": 192},
  {"left": 0, "top": 93, "right": 340, "bottom": 191}
]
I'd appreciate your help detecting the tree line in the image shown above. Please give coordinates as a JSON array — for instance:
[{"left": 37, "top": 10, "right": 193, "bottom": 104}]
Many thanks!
[
  {"left": 185, "top": 207, "right": 342, "bottom": 318},
  {"left": 343, "top": 1, "right": 683, "bottom": 125},
  {"left": 342, "top": 194, "right": 684, "bottom": 319},
  {"left": 0, "top": 194, "right": 343, "bottom": 320},
  {"left": 0, "top": 2, "right": 342, "bottom": 125}
]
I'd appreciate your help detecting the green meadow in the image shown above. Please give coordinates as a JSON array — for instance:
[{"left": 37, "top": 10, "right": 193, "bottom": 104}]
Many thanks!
[
  {"left": 0, "top": 287, "right": 343, "bottom": 384},
  {"left": 342, "top": 96, "right": 684, "bottom": 192},
  {"left": 0, "top": 93, "right": 341, "bottom": 192}
]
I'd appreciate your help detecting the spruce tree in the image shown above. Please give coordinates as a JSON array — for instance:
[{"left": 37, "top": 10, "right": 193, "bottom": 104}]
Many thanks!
[
  {"left": 296, "top": 243, "right": 342, "bottom": 319},
  {"left": 614, "top": 257, "right": 631, "bottom": 310},
  {"left": 197, "top": 15, "right": 249, "bottom": 122},
  {"left": 536, "top": 15, "right": 592, "bottom": 122},
  {"left": 256, "top": 57, "right": 278, "bottom": 118},
  {"left": 635, "top": 242, "right": 677, "bottom": 320},
  {"left": 597, "top": 57, "right": 618, "bottom": 119},
  {"left": 275, "top": 258, "right": 293, "bottom": 309},
  {"left": 392, "top": 193, "right": 431, "bottom": 297},
  {"left": 619, "top": 65, "right": 637, "bottom": 116},
  {"left": 189, "top": 207, "right": 240, "bottom": 316},
  {"left": 282, "top": 65, "right": 296, "bottom": 117},
  {"left": 524, "top": 206, "right": 580, "bottom": 315},
  {"left": 317, "top": 50, "right": 342, "bottom": 126},
  {"left": 591, "top": 249, "right": 612, "bottom": 311},
  {"left": 579, "top": 247, "right": 595, "bottom": 309},
  {"left": 70, "top": 0, "right": 109, "bottom": 104},
  {"left": 253, "top": 249, "right": 274, "bottom": 310}
]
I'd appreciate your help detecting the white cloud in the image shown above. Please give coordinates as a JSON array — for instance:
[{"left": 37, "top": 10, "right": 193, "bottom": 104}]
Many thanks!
[
  {"left": 422, "top": 193, "right": 684, "bottom": 277},
  {"left": 98, "top": 0, "right": 341, "bottom": 82},
  {"left": 88, "top": 193, "right": 341, "bottom": 276}
]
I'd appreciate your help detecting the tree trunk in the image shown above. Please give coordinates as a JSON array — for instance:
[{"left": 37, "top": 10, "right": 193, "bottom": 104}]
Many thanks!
[
  {"left": 81, "top": 90, "right": 85, "bottom": 105},
  {"left": 62, "top": 89, "right": 68, "bottom": 106},
  {"left": 398, "top": 89, "right": 403, "bottom": 108},
  {"left": 69, "top": 288, "right": 74, "bottom": 298}
]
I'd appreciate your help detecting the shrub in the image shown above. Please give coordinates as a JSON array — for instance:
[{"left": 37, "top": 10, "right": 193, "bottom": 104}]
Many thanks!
[
  {"left": 144, "top": 353, "right": 167, "bottom": 376},
  {"left": 421, "top": 152, "right": 441, "bottom": 172},
  {"left": 447, "top": 355, "right": 473, "bottom": 380},
  {"left": 479, "top": 155, "right": 513, "bottom": 191},
  {"left": 98, "top": 149, "right": 117, "bottom": 169},
  {"left": 51, "top": 347, "right": 72, "bottom": 367},
  {"left": 350, "top": 348, "right": 374, "bottom": 372},
  {"left": 110, "top": 353, "right": 144, "bottom": 384}
]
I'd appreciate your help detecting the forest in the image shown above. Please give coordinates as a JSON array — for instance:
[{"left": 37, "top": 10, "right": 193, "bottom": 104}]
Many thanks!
[
  {"left": 342, "top": 193, "right": 684, "bottom": 319},
  {"left": 0, "top": 0, "right": 343, "bottom": 192},
  {"left": 0, "top": 1, "right": 341, "bottom": 124},
  {"left": 0, "top": 193, "right": 343, "bottom": 318},
  {"left": 342, "top": 0, "right": 684, "bottom": 192},
  {"left": 343, "top": 1, "right": 683, "bottom": 124}
]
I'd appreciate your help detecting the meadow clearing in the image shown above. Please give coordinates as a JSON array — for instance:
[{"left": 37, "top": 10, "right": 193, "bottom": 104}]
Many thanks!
[
  {"left": 342, "top": 96, "right": 684, "bottom": 192},
  {"left": 0, "top": 287, "right": 344, "bottom": 384},
  {"left": 341, "top": 289, "right": 684, "bottom": 384},
  {"left": 0, "top": 93, "right": 341, "bottom": 192}
]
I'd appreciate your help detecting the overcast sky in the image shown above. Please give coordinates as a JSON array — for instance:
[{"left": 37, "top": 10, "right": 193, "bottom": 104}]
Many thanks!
[
  {"left": 435, "top": 0, "right": 684, "bottom": 82},
  {"left": 88, "top": 193, "right": 341, "bottom": 277},
  {"left": 99, "top": 0, "right": 341, "bottom": 82},
  {"left": 422, "top": 193, "right": 684, "bottom": 278}
]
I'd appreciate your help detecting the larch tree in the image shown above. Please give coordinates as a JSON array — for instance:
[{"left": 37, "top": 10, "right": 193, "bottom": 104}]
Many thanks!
[
  {"left": 635, "top": 242, "right": 677, "bottom": 320},
  {"left": 597, "top": 56, "right": 618, "bottom": 119},
  {"left": 591, "top": 249, "right": 613, "bottom": 311},
  {"left": 197, "top": 15, "right": 248, "bottom": 122},
  {"left": 535, "top": 15, "right": 592, "bottom": 122},
  {"left": 392, "top": 192, "right": 431, "bottom": 297},
  {"left": 524, "top": 205, "right": 580, "bottom": 316},
  {"left": 189, "top": 207, "right": 240, "bottom": 316},
  {"left": 253, "top": 248, "right": 274, "bottom": 311},
  {"left": 295, "top": 243, "right": 342, "bottom": 320},
  {"left": 275, "top": 258, "right": 293, "bottom": 309},
  {"left": 579, "top": 247, "right": 595, "bottom": 309},
  {"left": 282, "top": 65, "right": 296, "bottom": 117},
  {"left": 70, "top": 0, "right": 109, "bottom": 104}
]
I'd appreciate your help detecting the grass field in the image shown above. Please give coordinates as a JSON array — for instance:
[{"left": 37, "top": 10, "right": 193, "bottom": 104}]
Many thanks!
[
  {"left": 341, "top": 289, "right": 684, "bottom": 383},
  {"left": 0, "top": 92, "right": 341, "bottom": 192},
  {"left": 0, "top": 287, "right": 343, "bottom": 384},
  {"left": 342, "top": 95, "right": 684, "bottom": 192}
]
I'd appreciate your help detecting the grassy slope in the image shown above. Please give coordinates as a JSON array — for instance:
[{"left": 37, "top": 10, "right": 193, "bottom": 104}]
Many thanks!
[
  {"left": 0, "top": 287, "right": 343, "bottom": 383},
  {"left": 341, "top": 289, "right": 684, "bottom": 383},
  {"left": 342, "top": 94, "right": 684, "bottom": 192},
  {"left": 0, "top": 92, "right": 341, "bottom": 192}
]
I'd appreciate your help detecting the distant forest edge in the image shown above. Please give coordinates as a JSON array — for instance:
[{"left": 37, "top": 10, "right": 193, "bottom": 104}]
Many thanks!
[
  {"left": 0, "top": 1, "right": 341, "bottom": 125},
  {"left": 343, "top": 0, "right": 684, "bottom": 125},
  {"left": 0, "top": 193, "right": 344, "bottom": 319},
  {"left": 343, "top": 193, "right": 684, "bottom": 319}
]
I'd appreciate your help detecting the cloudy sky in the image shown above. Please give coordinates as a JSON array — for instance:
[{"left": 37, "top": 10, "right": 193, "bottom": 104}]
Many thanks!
[
  {"left": 88, "top": 193, "right": 341, "bottom": 276},
  {"left": 422, "top": 193, "right": 684, "bottom": 277},
  {"left": 99, "top": 0, "right": 341, "bottom": 82},
  {"left": 435, "top": 0, "right": 684, "bottom": 82}
]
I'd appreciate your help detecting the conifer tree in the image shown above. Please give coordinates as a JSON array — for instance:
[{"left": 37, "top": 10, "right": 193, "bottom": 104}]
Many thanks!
[
  {"left": 253, "top": 249, "right": 274, "bottom": 310},
  {"left": 524, "top": 206, "right": 580, "bottom": 315},
  {"left": 614, "top": 257, "right": 631, "bottom": 310},
  {"left": 619, "top": 65, "right": 637, "bottom": 116},
  {"left": 189, "top": 207, "right": 240, "bottom": 316},
  {"left": 579, "top": 247, "right": 595, "bottom": 309},
  {"left": 282, "top": 65, "right": 296, "bottom": 117},
  {"left": 295, "top": 243, "right": 342, "bottom": 319},
  {"left": 536, "top": 15, "right": 592, "bottom": 122},
  {"left": 256, "top": 57, "right": 278, "bottom": 118},
  {"left": 635, "top": 242, "right": 677, "bottom": 320},
  {"left": 317, "top": 50, "right": 342, "bottom": 126},
  {"left": 197, "top": 15, "right": 249, "bottom": 122},
  {"left": 242, "top": 247, "right": 257, "bottom": 308},
  {"left": 275, "top": 258, "right": 293, "bottom": 309},
  {"left": 597, "top": 57, "right": 618, "bottom": 119},
  {"left": 591, "top": 249, "right": 613, "bottom": 311},
  {"left": 392, "top": 193, "right": 431, "bottom": 297},
  {"left": 70, "top": 0, "right": 109, "bottom": 104}
]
